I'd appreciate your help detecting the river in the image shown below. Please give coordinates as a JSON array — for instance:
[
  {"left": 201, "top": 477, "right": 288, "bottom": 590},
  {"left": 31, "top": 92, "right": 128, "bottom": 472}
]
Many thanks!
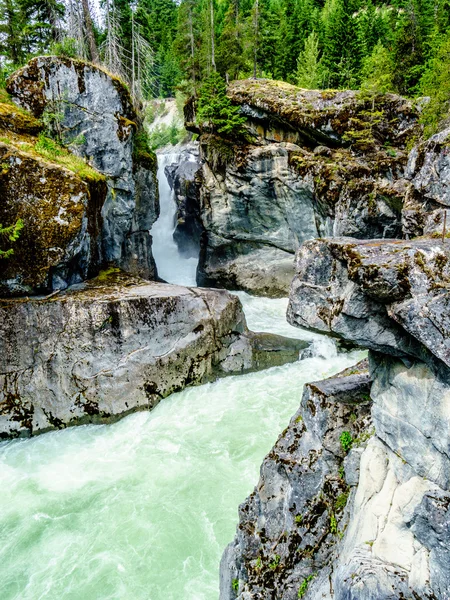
[{"left": 0, "top": 149, "right": 364, "bottom": 600}]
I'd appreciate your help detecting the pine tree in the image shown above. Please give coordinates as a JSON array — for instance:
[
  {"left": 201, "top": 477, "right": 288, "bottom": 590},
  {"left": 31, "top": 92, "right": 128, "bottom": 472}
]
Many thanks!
[
  {"left": 419, "top": 31, "right": 450, "bottom": 136},
  {"left": 297, "top": 30, "right": 323, "bottom": 89},
  {"left": 197, "top": 70, "right": 246, "bottom": 135},
  {"left": 360, "top": 41, "right": 395, "bottom": 96}
]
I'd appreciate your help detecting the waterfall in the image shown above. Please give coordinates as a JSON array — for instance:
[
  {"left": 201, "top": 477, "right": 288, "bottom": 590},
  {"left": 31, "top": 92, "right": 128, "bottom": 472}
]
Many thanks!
[{"left": 151, "top": 149, "right": 199, "bottom": 287}]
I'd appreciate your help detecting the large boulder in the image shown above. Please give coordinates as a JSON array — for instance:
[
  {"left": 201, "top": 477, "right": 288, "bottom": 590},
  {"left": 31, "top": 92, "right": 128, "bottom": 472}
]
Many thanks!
[
  {"left": 287, "top": 237, "right": 450, "bottom": 368},
  {"left": 0, "top": 270, "right": 308, "bottom": 438},
  {"left": 7, "top": 56, "right": 158, "bottom": 279}
]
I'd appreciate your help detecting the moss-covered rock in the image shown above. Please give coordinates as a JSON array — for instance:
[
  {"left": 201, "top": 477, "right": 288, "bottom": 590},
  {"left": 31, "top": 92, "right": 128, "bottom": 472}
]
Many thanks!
[
  {"left": 7, "top": 56, "right": 159, "bottom": 280},
  {"left": 0, "top": 140, "right": 106, "bottom": 296},
  {"left": 190, "top": 79, "right": 420, "bottom": 296}
]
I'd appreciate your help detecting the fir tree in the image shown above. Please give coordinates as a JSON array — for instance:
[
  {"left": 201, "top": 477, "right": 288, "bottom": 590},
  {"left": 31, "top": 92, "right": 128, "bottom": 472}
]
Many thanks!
[
  {"left": 360, "top": 40, "right": 396, "bottom": 96},
  {"left": 0, "top": 218, "right": 23, "bottom": 259},
  {"left": 420, "top": 31, "right": 450, "bottom": 136},
  {"left": 296, "top": 31, "right": 323, "bottom": 89},
  {"left": 197, "top": 70, "right": 246, "bottom": 135}
]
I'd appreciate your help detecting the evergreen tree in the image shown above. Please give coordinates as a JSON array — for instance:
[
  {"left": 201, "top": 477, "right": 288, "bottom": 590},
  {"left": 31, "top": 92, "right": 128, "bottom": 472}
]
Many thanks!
[
  {"left": 420, "top": 31, "right": 450, "bottom": 136},
  {"left": 197, "top": 70, "right": 246, "bottom": 135},
  {"left": 360, "top": 40, "right": 395, "bottom": 96},
  {"left": 296, "top": 30, "right": 323, "bottom": 88},
  {"left": 0, "top": 218, "right": 23, "bottom": 259}
]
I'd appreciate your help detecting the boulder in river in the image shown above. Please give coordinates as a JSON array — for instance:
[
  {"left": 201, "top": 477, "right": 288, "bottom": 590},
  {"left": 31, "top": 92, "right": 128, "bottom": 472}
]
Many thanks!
[{"left": 0, "top": 270, "right": 308, "bottom": 438}]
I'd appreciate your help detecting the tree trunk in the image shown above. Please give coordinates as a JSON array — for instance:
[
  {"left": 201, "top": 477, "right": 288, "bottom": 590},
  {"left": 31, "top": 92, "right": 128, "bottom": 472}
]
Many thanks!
[
  {"left": 81, "top": 0, "right": 99, "bottom": 64},
  {"left": 210, "top": 0, "right": 216, "bottom": 71},
  {"left": 253, "top": 0, "right": 259, "bottom": 79}
]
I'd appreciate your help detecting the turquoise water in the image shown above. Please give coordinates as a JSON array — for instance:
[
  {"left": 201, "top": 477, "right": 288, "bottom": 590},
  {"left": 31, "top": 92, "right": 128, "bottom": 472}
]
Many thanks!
[{"left": 0, "top": 295, "right": 364, "bottom": 600}]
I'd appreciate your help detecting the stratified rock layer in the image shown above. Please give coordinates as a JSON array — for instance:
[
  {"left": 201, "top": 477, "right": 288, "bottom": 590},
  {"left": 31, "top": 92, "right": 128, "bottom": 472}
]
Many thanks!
[{"left": 0, "top": 271, "right": 307, "bottom": 438}]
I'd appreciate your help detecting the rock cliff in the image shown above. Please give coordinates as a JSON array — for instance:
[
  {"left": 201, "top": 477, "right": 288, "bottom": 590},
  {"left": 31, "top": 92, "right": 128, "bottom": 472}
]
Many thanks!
[
  {"left": 188, "top": 80, "right": 419, "bottom": 296},
  {"left": 7, "top": 56, "right": 159, "bottom": 281},
  {"left": 221, "top": 235, "right": 450, "bottom": 599},
  {"left": 0, "top": 95, "right": 107, "bottom": 296},
  {"left": 0, "top": 269, "right": 308, "bottom": 438}
]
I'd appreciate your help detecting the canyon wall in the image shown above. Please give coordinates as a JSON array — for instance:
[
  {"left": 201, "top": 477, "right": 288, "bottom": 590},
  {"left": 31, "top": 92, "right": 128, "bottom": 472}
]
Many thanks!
[{"left": 187, "top": 80, "right": 420, "bottom": 296}]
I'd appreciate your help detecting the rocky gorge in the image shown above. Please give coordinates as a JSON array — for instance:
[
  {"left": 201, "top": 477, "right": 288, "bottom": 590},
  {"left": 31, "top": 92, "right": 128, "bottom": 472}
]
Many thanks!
[
  {"left": 208, "top": 85, "right": 450, "bottom": 599},
  {"left": 0, "top": 55, "right": 450, "bottom": 600}
]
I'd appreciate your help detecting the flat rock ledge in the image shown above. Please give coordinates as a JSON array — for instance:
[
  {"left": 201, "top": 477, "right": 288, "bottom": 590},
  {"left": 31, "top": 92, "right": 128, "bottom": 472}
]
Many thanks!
[{"left": 0, "top": 271, "right": 307, "bottom": 438}]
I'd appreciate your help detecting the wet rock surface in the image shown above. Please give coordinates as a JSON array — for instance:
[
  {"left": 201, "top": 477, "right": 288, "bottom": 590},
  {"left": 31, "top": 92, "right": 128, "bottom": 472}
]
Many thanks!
[
  {"left": 220, "top": 361, "right": 373, "bottom": 600},
  {"left": 8, "top": 56, "right": 159, "bottom": 279},
  {"left": 0, "top": 271, "right": 307, "bottom": 438},
  {"left": 237, "top": 234, "right": 450, "bottom": 599},
  {"left": 164, "top": 143, "right": 203, "bottom": 258},
  {"left": 287, "top": 236, "right": 450, "bottom": 368}
]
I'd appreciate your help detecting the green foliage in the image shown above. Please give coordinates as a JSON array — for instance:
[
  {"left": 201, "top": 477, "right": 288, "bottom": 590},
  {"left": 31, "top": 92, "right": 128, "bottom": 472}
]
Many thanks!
[
  {"left": 197, "top": 71, "right": 246, "bottom": 137},
  {"left": 330, "top": 512, "right": 338, "bottom": 534},
  {"left": 0, "top": 217, "right": 23, "bottom": 258},
  {"left": 49, "top": 37, "right": 79, "bottom": 59},
  {"left": 295, "top": 514, "right": 303, "bottom": 524},
  {"left": 147, "top": 121, "right": 186, "bottom": 150},
  {"left": 335, "top": 491, "right": 349, "bottom": 510},
  {"left": 297, "top": 31, "right": 323, "bottom": 89},
  {"left": 232, "top": 578, "right": 239, "bottom": 592},
  {"left": 268, "top": 554, "right": 281, "bottom": 570},
  {"left": 30, "top": 133, "right": 104, "bottom": 182},
  {"left": 420, "top": 32, "right": 450, "bottom": 137},
  {"left": 339, "top": 431, "right": 353, "bottom": 453},
  {"left": 298, "top": 573, "right": 316, "bottom": 598},
  {"left": 360, "top": 41, "right": 395, "bottom": 96}
]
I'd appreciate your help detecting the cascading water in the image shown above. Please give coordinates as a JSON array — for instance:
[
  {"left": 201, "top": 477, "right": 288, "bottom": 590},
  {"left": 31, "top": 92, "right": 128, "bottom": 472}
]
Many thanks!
[
  {"left": 151, "top": 149, "right": 199, "bottom": 286},
  {"left": 0, "top": 148, "right": 365, "bottom": 600}
]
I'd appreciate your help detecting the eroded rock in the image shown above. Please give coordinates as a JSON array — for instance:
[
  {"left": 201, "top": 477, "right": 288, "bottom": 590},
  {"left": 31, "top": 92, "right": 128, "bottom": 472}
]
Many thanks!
[
  {"left": 189, "top": 81, "right": 419, "bottom": 296},
  {"left": 220, "top": 361, "right": 373, "bottom": 600},
  {"left": 7, "top": 56, "right": 158, "bottom": 279},
  {"left": 0, "top": 270, "right": 307, "bottom": 438}
]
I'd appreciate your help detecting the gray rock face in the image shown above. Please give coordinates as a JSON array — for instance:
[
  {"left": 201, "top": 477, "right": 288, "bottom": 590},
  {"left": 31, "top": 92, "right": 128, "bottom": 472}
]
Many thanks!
[
  {"left": 220, "top": 362, "right": 373, "bottom": 600},
  {"left": 287, "top": 237, "right": 450, "bottom": 368},
  {"left": 7, "top": 56, "right": 158, "bottom": 279},
  {"left": 197, "top": 141, "right": 321, "bottom": 297},
  {"left": 223, "top": 234, "right": 450, "bottom": 599},
  {"left": 222, "top": 351, "right": 450, "bottom": 600},
  {"left": 403, "top": 127, "right": 450, "bottom": 237},
  {"left": 190, "top": 81, "right": 418, "bottom": 297},
  {"left": 0, "top": 271, "right": 307, "bottom": 438}
]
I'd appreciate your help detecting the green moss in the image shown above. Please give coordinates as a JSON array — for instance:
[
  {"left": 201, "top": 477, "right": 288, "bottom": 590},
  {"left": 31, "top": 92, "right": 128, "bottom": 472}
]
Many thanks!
[
  {"left": 96, "top": 267, "right": 122, "bottom": 281},
  {"left": 335, "top": 492, "right": 349, "bottom": 511},
  {"left": 16, "top": 133, "right": 105, "bottom": 183},
  {"left": 298, "top": 574, "right": 316, "bottom": 598},
  {"left": 133, "top": 130, "right": 157, "bottom": 171},
  {"left": 268, "top": 554, "right": 281, "bottom": 570},
  {"left": 340, "top": 431, "right": 353, "bottom": 453}
]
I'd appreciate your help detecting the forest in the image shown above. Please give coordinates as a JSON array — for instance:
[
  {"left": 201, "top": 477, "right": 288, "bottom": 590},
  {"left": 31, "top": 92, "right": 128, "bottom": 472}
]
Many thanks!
[{"left": 0, "top": 0, "right": 449, "bottom": 134}]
